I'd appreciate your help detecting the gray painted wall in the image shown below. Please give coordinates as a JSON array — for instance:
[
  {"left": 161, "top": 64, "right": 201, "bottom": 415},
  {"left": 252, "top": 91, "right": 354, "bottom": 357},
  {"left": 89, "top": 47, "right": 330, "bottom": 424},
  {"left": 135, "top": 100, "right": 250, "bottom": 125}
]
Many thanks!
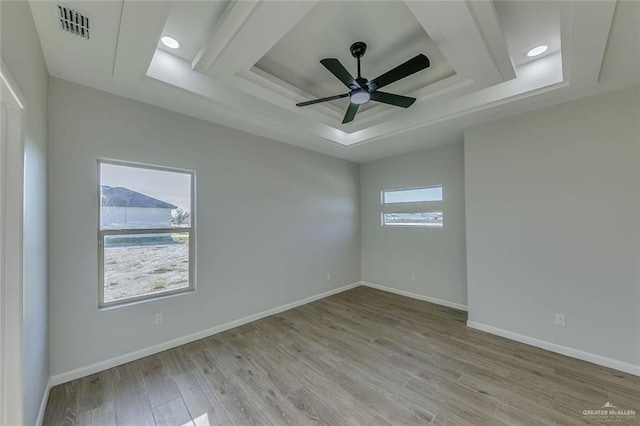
[
  {"left": 0, "top": 1, "right": 49, "bottom": 424},
  {"left": 465, "top": 87, "right": 640, "bottom": 366},
  {"left": 360, "top": 143, "right": 467, "bottom": 306},
  {"left": 48, "top": 78, "right": 361, "bottom": 376}
]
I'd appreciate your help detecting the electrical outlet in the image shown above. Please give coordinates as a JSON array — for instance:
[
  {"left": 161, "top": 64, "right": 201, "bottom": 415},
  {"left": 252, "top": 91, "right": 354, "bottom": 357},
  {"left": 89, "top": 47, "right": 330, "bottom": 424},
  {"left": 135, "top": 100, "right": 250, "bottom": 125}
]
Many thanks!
[
  {"left": 555, "top": 314, "right": 566, "bottom": 327},
  {"left": 155, "top": 313, "right": 163, "bottom": 325},
  {"left": 410, "top": 274, "right": 416, "bottom": 282},
  {"left": 327, "top": 273, "right": 331, "bottom": 281}
]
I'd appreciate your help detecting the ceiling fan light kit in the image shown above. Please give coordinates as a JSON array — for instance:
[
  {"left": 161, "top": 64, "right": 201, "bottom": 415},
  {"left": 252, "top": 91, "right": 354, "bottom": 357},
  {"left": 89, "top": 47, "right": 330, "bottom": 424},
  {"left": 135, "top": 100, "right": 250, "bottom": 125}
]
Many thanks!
[
  {"left": 350, "top": 89, "right": 370, "bottom": 105},
  {"left": 296, "top": 41, "right": 430, "bottom": 124}
]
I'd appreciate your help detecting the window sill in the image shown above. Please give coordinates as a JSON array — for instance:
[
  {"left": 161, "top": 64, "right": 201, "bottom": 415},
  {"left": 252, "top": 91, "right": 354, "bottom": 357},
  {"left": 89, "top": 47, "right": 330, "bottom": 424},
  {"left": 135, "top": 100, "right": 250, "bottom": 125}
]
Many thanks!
[{"left": 99, "top": 287, "right": 195, "bottom": 311}]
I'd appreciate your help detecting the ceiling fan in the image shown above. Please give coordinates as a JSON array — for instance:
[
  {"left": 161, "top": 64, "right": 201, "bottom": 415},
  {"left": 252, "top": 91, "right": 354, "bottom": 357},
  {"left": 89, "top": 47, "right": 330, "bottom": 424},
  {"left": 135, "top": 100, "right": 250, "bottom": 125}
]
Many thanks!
[{"left": 296, "top": 42, "right": 430, "bottom": 124}]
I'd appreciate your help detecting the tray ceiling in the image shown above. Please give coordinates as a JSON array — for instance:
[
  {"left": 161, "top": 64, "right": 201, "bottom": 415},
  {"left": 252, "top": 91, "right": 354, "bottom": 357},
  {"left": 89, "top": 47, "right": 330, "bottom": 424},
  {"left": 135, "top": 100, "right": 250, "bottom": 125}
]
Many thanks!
[
  {"left": 254, "top": 1, "right": 455, "bottom": 114},
  {"left": 27, "top": 0, "right": 639, "bottom": 162}
]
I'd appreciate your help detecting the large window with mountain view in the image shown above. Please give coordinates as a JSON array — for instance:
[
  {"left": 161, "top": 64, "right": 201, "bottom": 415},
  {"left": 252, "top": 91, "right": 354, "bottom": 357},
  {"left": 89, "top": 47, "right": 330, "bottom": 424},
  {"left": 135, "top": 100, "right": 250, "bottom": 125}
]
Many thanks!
[{"left": 98, "top": 160, "right": 195, "bottom": 307}]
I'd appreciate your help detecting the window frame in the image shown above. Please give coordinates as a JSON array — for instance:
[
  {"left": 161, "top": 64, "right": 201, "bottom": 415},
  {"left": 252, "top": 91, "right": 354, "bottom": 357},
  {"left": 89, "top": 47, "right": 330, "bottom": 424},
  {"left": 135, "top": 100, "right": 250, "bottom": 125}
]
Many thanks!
[
  {"left": 97, "top": 158, "right": 196, "bottom": 309},
  {"left": 380, "top": 185, "right": 443, "bottom": 204}
]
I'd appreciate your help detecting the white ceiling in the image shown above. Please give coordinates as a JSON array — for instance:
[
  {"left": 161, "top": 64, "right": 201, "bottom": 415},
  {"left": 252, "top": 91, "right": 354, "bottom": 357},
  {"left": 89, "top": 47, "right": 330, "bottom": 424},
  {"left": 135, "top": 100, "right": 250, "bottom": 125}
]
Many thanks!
[
  {"left": 28, "top": 0, "right": 640, "bottom": 163},
  {"left": 157, "top": 0, "right": 229, "bottom": 62},
  {"left": 254, "top": 1, "right": 455, "bottom": 114},
  {"left": 494, "top": 1, "right": 561, "bottom": 66}
]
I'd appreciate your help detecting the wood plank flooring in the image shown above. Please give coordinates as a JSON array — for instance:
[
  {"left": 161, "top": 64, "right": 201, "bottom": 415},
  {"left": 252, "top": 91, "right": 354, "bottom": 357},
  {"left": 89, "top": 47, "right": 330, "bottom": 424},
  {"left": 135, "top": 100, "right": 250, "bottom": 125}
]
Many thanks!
[{"left": 43, "top": 286, "right": 640, "bottom": 425}]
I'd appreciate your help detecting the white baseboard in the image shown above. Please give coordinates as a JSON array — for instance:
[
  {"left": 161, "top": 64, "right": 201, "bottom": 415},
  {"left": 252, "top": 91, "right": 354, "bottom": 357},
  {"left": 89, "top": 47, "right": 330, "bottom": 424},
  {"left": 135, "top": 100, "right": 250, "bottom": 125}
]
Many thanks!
[
  {"left": 36, "top": 377, "right": 52, "bottom": 426},
  {"left": 467, "top": 321, "right": 640, "bottom": 377},
  {"left": 50, "top": 282, "right": 361, "bottom": 386},
  {"left": 361, "top": 281, "right": 468, "bottom": 311}
]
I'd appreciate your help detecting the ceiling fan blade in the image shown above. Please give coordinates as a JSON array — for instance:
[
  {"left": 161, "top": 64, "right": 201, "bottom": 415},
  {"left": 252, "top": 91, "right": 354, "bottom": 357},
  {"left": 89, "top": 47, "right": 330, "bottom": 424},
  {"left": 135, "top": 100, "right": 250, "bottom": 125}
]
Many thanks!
[
  {"left": 368, "top": 54, "right": 430, "bottom": 90},
  {"left": 320, "top": 58, "right": 361, "bottom": 90},
  {"left": 370, "top": 91, "right": 416, "bottom": 108},
  {"left": 342, "top": 103, "right": 359, "bottom": 124},
  {"left": 296, "top": 93, "right": 349, "bottom": 107}
]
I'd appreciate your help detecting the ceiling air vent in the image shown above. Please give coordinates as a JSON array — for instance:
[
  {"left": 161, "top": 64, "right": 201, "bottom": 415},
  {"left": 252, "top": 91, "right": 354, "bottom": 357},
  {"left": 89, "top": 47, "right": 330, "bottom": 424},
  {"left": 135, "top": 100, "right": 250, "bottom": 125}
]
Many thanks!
[{"left": 57, "top": 3, "right": 90, "bottom": 39}]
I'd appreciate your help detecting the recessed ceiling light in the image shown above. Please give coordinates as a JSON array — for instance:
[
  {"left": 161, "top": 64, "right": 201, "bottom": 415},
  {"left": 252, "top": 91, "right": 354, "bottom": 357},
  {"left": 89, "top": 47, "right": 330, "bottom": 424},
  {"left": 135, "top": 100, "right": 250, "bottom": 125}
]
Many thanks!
[
  {"left": 160, "top": 36, "right": 180, "bottom": 49},
  {"left": 526, "top": 45, "right": 548, "bottom": 57}
]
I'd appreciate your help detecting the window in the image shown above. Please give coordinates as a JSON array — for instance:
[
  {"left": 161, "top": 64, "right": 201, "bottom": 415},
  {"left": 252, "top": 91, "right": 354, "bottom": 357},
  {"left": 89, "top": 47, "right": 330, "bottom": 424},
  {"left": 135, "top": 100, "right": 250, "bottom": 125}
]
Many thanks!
[
  {"left": 382, "top": 186, "right": 442, "bottom": 204},
  {"left": 381, "top": 186, "right": 443, "bottom": 228},
  {"left": 98, "top": 160, "right": 195, "bottom": 307},
  {"left": 382, "top": 212, "right": 443, "bottom": 227}
]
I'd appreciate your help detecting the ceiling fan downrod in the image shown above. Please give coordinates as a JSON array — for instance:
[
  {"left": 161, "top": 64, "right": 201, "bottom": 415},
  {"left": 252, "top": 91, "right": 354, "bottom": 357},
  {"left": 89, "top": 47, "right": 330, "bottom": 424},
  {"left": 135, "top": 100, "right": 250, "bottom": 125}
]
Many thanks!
[{"left": 350, "top": 41, "right": 367, "bottom": 81}]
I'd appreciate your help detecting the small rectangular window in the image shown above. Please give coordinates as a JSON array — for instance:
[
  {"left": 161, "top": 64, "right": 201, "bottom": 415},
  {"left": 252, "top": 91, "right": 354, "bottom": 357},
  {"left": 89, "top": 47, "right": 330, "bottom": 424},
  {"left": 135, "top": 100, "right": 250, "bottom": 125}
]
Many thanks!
[
  {"left": 98, "top": 160, "right": 195, "bottom": 307},
  {"left": 382, "top": 212, "right": 443, "bottom": 227},
  {"left": 382, "top": 186, "right": 442, "bottom": 204}
]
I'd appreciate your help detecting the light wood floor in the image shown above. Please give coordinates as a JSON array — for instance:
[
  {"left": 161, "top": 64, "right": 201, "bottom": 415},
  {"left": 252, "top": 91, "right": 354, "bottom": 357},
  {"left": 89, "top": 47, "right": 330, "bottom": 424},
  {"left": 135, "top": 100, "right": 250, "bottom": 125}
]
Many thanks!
[{"left": 43, "top": 286, "right": 640, "bottom": 425}]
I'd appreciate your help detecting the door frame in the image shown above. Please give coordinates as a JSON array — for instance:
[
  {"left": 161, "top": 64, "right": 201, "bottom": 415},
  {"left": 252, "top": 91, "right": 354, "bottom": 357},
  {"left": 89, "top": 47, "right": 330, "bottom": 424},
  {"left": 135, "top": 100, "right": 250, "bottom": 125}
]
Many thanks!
[{"left": 0, "top": 59, "right": 26, "bottom": 426}]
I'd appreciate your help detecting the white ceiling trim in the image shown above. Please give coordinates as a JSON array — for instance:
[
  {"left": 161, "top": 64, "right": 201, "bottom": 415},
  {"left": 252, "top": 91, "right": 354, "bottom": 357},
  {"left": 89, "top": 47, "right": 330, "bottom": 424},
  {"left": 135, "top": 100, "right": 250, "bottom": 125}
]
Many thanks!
[
  {"left": 112, "top": 0, "right": 170, "bottom": 84},
  {"left": 125, "top": 0, "right": 535, "bottom": 145},
  {"left": 192, "top": 0, "right": 262, "bottom": 73},
  {"left": 144, "top": 47, "right": 561, "bottom": 147},
  {"left": 465, "top": 0, "right": 516, "bottom": 81},
  {"left": 113, "top": 0, "right": 616, "bottom": 147},
  {"left": 193, "top": 0, "right": 516, "bottom": 134},
  {"left": 27, "top": 0, "right": 629, "bottom": 162},
  {"left": 561, "top": 0, "right": 617, "bottom": 87},
  {"left": 404, "top": 0, "right": 515, "bottom": 85}
]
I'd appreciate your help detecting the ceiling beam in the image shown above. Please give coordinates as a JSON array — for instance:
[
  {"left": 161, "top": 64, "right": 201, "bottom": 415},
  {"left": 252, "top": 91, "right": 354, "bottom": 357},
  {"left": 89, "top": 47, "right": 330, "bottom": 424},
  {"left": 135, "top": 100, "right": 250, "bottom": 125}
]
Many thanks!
[
  {"left": 192, "top": 0, "right": 261, "bottom": 73},
  {"left": 561, "top": 0, "right": 617, "bottom": 86}
]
